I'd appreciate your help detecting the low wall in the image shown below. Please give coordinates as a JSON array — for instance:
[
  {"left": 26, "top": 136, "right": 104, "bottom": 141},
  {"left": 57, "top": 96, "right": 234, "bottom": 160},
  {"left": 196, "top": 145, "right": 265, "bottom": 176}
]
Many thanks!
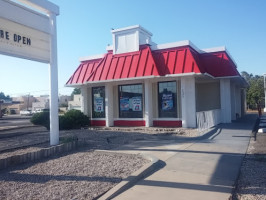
[
  {"left": 196, "top": 109, "right": 221, "bottom": 130},
  {"left": 0, "top": 140, "right": 80, "bottom": 171}
]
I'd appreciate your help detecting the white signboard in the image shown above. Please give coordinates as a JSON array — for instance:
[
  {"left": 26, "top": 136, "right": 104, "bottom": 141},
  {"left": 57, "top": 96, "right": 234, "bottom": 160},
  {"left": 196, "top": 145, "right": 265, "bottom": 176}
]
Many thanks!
[
  {"left": 0, "top": 0, "right": 60, "bottom": 145},
  {"left": 0, "top": 17, "right": 50, "bottom": 63},
  {"left": 0, "top": 0, "right": 51, "bottom": 63}
]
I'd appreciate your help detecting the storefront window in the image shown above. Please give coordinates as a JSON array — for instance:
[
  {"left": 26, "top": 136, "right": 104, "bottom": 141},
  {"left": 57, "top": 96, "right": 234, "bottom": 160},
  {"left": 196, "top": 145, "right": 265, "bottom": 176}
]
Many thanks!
[
  {"left": 158, "top": 81, "right": 177, "bottom": 118},
  {"left": 119, "top": 84, "right": 143, "bottom": 118},
  {"left": 92, "top": 87, "right": 105, "bottom": 118}
]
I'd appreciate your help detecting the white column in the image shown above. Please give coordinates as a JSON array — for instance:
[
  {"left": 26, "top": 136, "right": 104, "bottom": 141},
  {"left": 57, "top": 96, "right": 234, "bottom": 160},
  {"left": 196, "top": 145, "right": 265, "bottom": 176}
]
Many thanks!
[
  {"left": 235, "top": 86, "right": 241, "bottom": 118},
  {"left": 105, "top": 84, "right": 114, "bottom": 127},
  {"left": 145, "top": 80, "right": 153, "bottom": 127},
  {"left": 48, "top": 12, "right": 59, "bottom": 146},
  {"left": 220, "top": 79, "right": 231, "bottom": 123},
  {"left": 230, "top": 83, "right": 236, "bottom": 120},
  {"left": 80, "top": 87, "right": 89, "bottom": 116},
  {"left": 181, "top": 76, "right": 196, "bottom": 128},
  {"left": 242, "top": 89, "right": 247, "bottom": 116},
  {"left": 87, "top": 87, "right": 92, "bottom": 118}
]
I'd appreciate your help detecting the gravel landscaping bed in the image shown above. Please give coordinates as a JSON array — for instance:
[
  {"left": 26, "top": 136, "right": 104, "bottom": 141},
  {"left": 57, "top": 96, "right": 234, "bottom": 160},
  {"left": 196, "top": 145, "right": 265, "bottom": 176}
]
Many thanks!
[
  {"left": 0, "top": 127, "right": 201, "bottom": 159},
  {"left": 232, "top": 133, "right": 266, "bottom": 200},
  {"left": 0, "top": 150, "right": 148, "bottom": 200}
]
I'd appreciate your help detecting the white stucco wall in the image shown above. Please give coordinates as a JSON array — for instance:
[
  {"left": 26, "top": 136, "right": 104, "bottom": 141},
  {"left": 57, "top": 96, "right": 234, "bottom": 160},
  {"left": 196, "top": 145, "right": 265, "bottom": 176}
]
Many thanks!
[
  {"left": 144, "top": 80, "right": 153, "bottom": 127},
  {"left": 105, "top": 84, "right": 114, "bottom": 127},
  {"left": 181, "top": 76, "right": 196, "bottom": 128},
  {"left": 220, "top": 79, "right": 231, "bottom": 123},
  {"left": 80, "top": 88, "right": 89, "bottom": 116},
  {"left": 113, "top": 85, "right": 119, "bottom": 119},
  {"left": 235, "top": 86, "right": 241, "bottom": 118},
  {"left": 230, "top": 83, "right": 236, "bottom": 120},
  {"left": 152, "top": 82, "right": 158, "bottom": 118},
  {"left": 87, "top": 87, "right": 92, "bottom": 117}
]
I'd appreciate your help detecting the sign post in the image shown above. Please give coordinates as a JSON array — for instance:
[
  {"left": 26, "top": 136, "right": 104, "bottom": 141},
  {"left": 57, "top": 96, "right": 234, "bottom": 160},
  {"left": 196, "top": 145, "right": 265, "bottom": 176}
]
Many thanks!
[
  {"left": 48, "top": 11, "right": 59, "bottom": 145},
  {"left": 0, "top": 0, "right": 60, "bottom": 145}
]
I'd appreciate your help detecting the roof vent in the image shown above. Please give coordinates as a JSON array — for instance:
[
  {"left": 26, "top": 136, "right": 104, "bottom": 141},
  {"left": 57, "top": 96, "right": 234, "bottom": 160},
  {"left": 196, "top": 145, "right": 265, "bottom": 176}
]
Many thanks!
[{"left": 111, "top": 25, "right": 152, "bottom": 54}]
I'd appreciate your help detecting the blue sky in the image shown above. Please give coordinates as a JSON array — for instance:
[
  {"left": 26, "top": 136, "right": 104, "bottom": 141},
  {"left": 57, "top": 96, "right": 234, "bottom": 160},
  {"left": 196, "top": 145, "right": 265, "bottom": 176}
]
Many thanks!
[{"left": 1, "top": 0, "right": 265, "bottom": 97}]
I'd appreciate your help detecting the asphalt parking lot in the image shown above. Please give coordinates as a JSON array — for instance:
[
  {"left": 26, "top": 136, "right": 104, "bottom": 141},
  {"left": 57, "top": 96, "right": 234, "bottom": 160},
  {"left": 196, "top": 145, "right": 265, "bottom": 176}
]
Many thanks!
[
  {"left": 0, "top": 115, "right": 48, "bottom": 151},
  {"left": 0, "top": 115, "right": 32, "bottom": 129}
]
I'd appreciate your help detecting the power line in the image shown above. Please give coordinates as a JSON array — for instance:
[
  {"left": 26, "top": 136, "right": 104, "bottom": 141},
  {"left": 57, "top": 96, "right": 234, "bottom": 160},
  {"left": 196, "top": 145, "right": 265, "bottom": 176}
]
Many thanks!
[{"left": 6, "top": 87, "right": 73, "bottom": 97}]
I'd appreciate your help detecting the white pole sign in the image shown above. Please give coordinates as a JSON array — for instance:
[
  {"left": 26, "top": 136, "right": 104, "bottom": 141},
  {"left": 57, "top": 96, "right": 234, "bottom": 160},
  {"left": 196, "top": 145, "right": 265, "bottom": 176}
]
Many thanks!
[
  {"left": 0, "top": 17, "right": 50, "bottom": 63},
  {"left": 0, "top": 0, "right": 52, "bottom": 63},
  {"left": 0, "top": 0, "right": 60, "bottom": 145}
]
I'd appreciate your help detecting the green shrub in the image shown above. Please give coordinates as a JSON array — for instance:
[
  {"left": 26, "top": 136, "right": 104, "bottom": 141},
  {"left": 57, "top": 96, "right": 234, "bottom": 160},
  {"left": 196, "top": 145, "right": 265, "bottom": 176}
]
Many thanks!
[
  {"left": 31, "top": 109, "right": 89, "bottom": 130},
  {"left": 30, "top": 111, "right": 50, "bottom": 130},
  {"left": 60, "top": 109, "right": 89, "bottom": 130}
]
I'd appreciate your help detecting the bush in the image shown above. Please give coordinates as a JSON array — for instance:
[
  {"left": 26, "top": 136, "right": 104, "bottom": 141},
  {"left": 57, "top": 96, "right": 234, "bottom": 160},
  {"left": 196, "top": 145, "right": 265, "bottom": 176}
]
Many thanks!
[
  {"left": 31, "top": 109, "right": 89, "bottom": 130},
  {"left": 60, "top": 110, "right": 89, "bottom": 130},
  {"left": 30, "top": 111, "right": 50, "bottom": 130}
]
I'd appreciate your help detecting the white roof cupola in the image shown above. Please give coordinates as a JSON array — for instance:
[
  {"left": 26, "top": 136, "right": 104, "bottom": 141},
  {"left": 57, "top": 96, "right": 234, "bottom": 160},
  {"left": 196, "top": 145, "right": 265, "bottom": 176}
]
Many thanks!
[{"left": 111, "top": 25, "right": 153, "bottom": 54}]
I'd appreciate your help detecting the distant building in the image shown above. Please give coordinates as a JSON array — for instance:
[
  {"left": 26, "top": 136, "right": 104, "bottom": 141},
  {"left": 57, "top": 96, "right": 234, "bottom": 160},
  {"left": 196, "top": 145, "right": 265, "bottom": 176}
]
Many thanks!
[
  {"left": 0, "top": 99, "right": 20, "bottom": 117},
  {"left": 32, "top": 95, "right": 49, "bottom": 112},
  {"left": 59, "top": 95, "right": 72, "bottom": 107},
  {"left": 68, "top": 94, "right": 81, "bottom": 111},
  {"left": 8, "top": 95, "right": 36, "bottom": 114}
]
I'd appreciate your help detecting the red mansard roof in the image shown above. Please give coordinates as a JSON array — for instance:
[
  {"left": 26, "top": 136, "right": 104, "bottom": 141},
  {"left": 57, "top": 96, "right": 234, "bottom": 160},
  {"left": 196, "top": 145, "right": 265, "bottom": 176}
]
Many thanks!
[
  {"left": 87, "top": 46, "right": 159, "bottom": 82},
  {"left": 67, "top": 58, "right": 101, "bottom": 85},
  {"left": 66, "top": 44, "right": 240, "bottom": 85},
  {"left": 201, "top": 51, "right": 240, "bottom": 77},
  {"left": 152, "top": 46, "right": 204, "bottom": 75}
]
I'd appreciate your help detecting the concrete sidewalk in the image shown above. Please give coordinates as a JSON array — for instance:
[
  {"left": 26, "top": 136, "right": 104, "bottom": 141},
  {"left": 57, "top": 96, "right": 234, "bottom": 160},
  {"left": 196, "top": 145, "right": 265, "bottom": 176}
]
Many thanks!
[{"left": 107, "top": 114, "right": 256, "bottom": 200}]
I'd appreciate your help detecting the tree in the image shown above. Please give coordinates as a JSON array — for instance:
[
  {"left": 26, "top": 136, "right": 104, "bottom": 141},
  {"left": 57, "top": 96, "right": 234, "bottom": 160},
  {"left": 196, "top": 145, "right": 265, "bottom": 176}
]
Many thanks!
[
  {"left": 0, "top": 92, "right": 10, "bottom": 100},
  {"left": 241, "top": 71, "right": 265, "bottom": 110},
  {"left": 0, "top": 92, "right": 11, "bottom": 118},
  {"left": 71, "top": 88, "right": 81, "bottom": 98}
]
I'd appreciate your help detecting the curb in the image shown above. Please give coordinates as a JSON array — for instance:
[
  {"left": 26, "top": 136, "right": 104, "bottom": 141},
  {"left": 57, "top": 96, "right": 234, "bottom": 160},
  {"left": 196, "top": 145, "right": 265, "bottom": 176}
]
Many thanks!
[
  {"left": 97, "top": 152, "right": 161, "bottom": 200},
  {"left": 0, "top": 140, "right": 81, "bottom": 171}
]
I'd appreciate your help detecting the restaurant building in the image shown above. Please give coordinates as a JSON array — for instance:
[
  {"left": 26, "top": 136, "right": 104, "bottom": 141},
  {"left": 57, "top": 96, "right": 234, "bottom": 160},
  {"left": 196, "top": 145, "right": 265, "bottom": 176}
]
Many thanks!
[{"left": 66, "top": 25, "right": 247, "bottom": 129}]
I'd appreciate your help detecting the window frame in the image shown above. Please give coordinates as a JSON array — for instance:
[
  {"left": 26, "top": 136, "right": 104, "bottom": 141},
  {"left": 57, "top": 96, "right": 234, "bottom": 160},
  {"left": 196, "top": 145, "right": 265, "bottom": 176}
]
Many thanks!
[
  {"left": 92, "top": 86, "right": 105, "bottom": 118},
  {"left": 118, "top": 83, "right": 143, "bottom": 118},
  {"left": 158, "top": 81, "right": 178, "bottom": 118}
]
